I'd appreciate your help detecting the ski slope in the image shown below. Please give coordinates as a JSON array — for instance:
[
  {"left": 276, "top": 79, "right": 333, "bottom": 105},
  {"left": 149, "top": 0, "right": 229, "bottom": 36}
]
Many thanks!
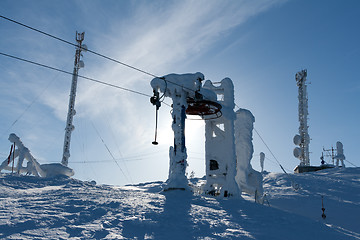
[
  {"left": 263, "top": 167, "right": 360, "bottom": 239},
  {"left": 0, "top": 167, "right": 359, "bottom": 239}
]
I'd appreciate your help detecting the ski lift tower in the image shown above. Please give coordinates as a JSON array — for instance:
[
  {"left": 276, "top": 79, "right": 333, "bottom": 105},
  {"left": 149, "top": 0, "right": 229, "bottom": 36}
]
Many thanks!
[
  {"left": 61, "top": 32, "right": 86, "bottom": 166},
  {"left": 293, "top": 69, "right": 310, "bottom": 168}
]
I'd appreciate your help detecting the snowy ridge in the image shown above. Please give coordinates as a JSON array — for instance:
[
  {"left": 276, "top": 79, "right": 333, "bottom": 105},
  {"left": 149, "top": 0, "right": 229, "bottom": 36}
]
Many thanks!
[
  {"left": 0, "top": 168, "right": 359, "bottom": 239},
  {"left": 263, "top": 167, "right": 360, "bottom": 239}
]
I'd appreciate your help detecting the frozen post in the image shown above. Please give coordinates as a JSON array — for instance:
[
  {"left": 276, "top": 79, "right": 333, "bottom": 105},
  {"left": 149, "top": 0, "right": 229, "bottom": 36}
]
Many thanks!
[
  {"left": 235, "top": 109, "right": 263, "bottom": 203},
  {"left": 151, "top": 73, "right": 208, "bottom": 190},
  {"left": 260, "top": 152, "right": 265, "bottom": 173},
  {"left": 61, "top": 32, "right": 86, "bottom": 167},
  {"left": 168, "top": 93, "right": 188, "bottom": 190},
  {"left": 334, "top": 141, "right": 345, "bottom": 167}
]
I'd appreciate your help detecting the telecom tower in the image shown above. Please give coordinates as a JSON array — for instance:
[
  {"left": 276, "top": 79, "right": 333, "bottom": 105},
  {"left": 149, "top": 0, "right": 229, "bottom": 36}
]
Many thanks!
[
  {"left": 293, "top": 69, "right": 310, "bottom": 166},
  {"left": 61, "top": 32, "right": 86, "bottom": 166}
]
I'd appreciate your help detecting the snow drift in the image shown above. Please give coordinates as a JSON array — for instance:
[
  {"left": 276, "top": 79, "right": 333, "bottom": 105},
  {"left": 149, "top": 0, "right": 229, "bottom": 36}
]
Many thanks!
[{"left": 0, "top": 167, "right": 359, "bottom": 239}]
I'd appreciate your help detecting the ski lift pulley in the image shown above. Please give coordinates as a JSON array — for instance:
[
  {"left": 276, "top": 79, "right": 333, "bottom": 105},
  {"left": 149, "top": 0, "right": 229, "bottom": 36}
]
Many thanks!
[
  {"left": 186, "top": 97, "right": 222, "bottom": 118},
  {"left": 150, "top": 90, "right": 161, "bottom": 110}
]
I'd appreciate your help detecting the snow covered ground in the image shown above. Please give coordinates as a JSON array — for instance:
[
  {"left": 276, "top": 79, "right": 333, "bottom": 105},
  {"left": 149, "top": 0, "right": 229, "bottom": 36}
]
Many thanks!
[
  {"left": 263, "top": 167, "right": 360, "bottom": 239},
  {"left": 0, "top": 167, "right": 359, "bottom": 239}
]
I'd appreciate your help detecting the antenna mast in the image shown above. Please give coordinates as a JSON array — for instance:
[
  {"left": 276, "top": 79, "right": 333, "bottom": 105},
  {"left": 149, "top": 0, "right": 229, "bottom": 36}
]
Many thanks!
[
  {"left": 61, "top": 32, "right": 86, "bottom": 166},
  {"left": 293, "top": 69, "right": 310, "bottom": 166}
]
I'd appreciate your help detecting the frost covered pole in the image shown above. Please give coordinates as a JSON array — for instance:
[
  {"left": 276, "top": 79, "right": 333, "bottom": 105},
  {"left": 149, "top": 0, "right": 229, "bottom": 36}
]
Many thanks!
[
  {"left": 167, "top": 94, "right": 188, "bottom": 190},
  {"left": 294, "top": 69, "right": 310, "bottom": 166},
  {"left": 150, "top": 73, "right": 207, "bottom": 190},
  {"left": 61, "top": 32, "right": 86, "bottom": 166}
]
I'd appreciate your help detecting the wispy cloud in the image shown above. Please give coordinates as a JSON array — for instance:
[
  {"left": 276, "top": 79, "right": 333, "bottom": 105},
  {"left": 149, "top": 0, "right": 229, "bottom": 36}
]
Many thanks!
[{"left": 71, "top": 0, "right": 287, "bottom": 117}]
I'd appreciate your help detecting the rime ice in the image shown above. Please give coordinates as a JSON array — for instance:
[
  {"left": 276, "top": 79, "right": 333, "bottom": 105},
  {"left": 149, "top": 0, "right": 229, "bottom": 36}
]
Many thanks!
[
  {"left": 151, "top": 73, "right": 208, "bottom": 190},
  {"left": 202, "top": 78, "right": 240, "bottom": 197},
  {"left": 335, "top": 141, "right": 345, "bottom": 167},
  {"left": 234, "top": 109, "right": 263, "bottom": 202},
  {"left": 0, "top": 133, "right": 74, "bottom": 177},
  {"left": 151, "top": 73, "right": 262, "bottom": 199}
]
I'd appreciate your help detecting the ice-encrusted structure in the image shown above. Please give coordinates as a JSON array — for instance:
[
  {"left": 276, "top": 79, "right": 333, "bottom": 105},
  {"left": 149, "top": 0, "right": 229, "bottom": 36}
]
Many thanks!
[
  {"left": 294, "top": 69, "right": 310, "bottom": 166},
  {"left": 334, "top": 141, "right": 345, "bottom": 167},
  {"left": 151, "top": 73, "right": 262, "bottom": 199},
  {"left": 235, "top": 109, "right": 263, "bottom": 203},
  {"left": 202, "top": 78, "right": 240, "bottom": 197},
  {"left": 0, "top": 133, "right": 74, "bottom": 177},
  {"left": 151, "top": 73, "right": 217, "bottom": 190}
]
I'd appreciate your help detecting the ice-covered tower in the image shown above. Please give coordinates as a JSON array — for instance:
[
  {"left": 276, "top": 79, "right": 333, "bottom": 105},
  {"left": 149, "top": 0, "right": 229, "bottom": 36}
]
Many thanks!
[
  {"left": 61, "top": 32, "right": 86, "bottom": 167},
  {"left": 151, "top": 73, "right": 218, "bottom": 190},
  {"left": 202, "top": 78, "right": 241, "bottom": 197},
  {"left": 294, "top": 69, "right": 310, "bottom": 166}
]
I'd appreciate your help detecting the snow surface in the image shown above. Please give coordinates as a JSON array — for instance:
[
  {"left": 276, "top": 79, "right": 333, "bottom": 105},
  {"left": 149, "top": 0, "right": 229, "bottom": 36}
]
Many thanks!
[{"left": 0, "top": 168, "right": 359, "bottom": 239}]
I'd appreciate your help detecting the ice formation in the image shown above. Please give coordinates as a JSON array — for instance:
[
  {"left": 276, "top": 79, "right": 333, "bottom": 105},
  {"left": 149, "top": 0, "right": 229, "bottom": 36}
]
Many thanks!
[
  {"left": 260, "top": 152, "right": 265, "bottom": 173},
  {"left": 334, "top": 141, "right": 345, "bottom": 167},
  {"left": 0, "top": 133, "right": 74, "bottom": 177},
  {"left": 151, "top": 73, "right": 216, "bottom": 190},
  {"left": 151, "top": 73, "right": 262, "bottom": 199},
  {"left": 202, "top": 78, "right": 240, "bottom": 197},
  {"left": 234, "top": 109, "right": 263, "bottom": 203}
]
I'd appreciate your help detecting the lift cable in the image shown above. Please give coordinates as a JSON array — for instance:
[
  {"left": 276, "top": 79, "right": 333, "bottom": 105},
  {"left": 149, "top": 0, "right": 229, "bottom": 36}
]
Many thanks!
[
  {"left": 0, "top": 57, "right": 73, "bottom": 139},
  {"left": 253, "top": 127, "right": 300, "bottom": 189},
  {"left": 0, "top": 15, "right": 217, "bottom": 104},
  {"left": 91, "top": 122, "right": 132, "bottom": 183},
  {"left": 344, "top": 159, "right": 358, "bottom": 168},
  {"left": 104, "top": 118, "right": 133, "bottom": 182},
  {"left": 0, "top": 15, "right": 158, "bottom": 79},
  {"left": 253, "top": 127, "right": 288, "bottom": 174},
  {"left": 1, "top": 77, "right": 54, "bottom": 136},
  {"left": 0, "top": 52, "right": 152, "bottom": 98}
]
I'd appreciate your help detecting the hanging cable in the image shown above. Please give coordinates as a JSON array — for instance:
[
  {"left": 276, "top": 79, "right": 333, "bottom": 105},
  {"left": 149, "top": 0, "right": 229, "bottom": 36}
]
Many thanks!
[
  {"left": 0, "top": 51, "right": 202, "bottom": 107},
  {"left": 344, "top": 159, "right": 358, "bottom": 167},
  {"left": 0, "top": 52, "right": 152, "bottom": 98},
  {"left": 104, "top": 117, "right": 133, "bottom": 183},
  {"left": 0, "top": 15, "right": 158, "bottom": 78},
  {"left": 0, "top": 15, "right": 220, "bottom": 104},
  {"left": 253, "top": 128, "right": 286, "bottom": 173},
  {"left": 91, "top": 122, "right": 131, "bottom": 183},
  {"left": 253, "top": 127, "right": 299, "bottom": 190},
  {"left": 0, "top": 57, "right": 73, "bottom": 139}
]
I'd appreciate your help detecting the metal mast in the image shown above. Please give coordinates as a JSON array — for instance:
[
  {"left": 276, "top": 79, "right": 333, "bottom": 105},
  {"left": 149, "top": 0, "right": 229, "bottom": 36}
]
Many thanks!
[
  {"left": 61, "top": 32, "right": 85, "bottom": 166},
  {"left": 294, "top": 69, "right": 310, "bottom": 166}
]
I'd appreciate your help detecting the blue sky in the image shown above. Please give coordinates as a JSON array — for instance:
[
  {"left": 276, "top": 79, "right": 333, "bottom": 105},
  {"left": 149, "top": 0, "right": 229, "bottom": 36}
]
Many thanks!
[{"left": 0, "top": 0, "right": 359, "bottom": 185}]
